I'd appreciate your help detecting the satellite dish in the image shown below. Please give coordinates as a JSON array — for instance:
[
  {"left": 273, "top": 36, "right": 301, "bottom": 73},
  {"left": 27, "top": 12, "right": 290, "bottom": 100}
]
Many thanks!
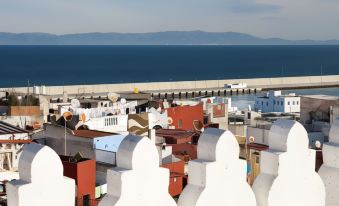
[
  {"left": 71, "top": 99, "right": 81, "bottom": 108},
  {"left": 79, "top": 113, "right": 87, "bottom": 123},
  {"left": 193, "top": 120, "right": 204, "bottom": 131},
  {"left": 315, "top": 140, "right": 322, "bottom": 149},
  {"left": 120, "top": 98, "right": 127, "bottom": 104},
  {"left": 63, "top": 111, "right": 73, "bottom": 122},
  {"left": 108, "top": 93, "right": 120, "bottom": 103},
  {"left": 249, "top": 136, "right": 255, "bottom": 143},
  {"left": 168, "top": 117, "right": 173, "bottom": 125}
]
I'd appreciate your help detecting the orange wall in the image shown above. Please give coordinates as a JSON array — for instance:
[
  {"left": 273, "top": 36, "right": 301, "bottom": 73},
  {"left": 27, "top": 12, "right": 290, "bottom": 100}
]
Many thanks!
[
  {"left": 9, "top": 106, "right": 41, "bottom": 116},
  {"left": 161, "top": 160, "right": 185, "bottom": 174},
  {"left": 161, "top": 160, "right": 185, "bottom": 197},
  {"left": 167, "top": 104, "right": 203, "bottom": 130},
  {"left": 62, "top": 158, "right": 96, "bottom": 201}
]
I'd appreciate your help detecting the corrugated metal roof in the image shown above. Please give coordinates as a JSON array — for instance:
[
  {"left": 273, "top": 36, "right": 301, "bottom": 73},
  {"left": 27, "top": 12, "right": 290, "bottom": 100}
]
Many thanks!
[{"left": 0, "top": 121, "right": 28, "bottom": 135}]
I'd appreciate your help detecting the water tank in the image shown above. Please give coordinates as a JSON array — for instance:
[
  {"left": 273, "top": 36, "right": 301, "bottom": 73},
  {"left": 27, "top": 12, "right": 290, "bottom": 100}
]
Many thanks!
[
  {"left": 40, "top": 85, "right": 47, "bottom": 95},
  {"left": 33, "top": 86, "right": 40, "bottom": 95}
]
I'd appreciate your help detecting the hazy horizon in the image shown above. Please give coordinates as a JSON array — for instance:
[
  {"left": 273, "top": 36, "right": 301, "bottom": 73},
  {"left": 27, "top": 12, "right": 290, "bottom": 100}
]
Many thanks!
[{"left": 1, "top": 0, "right": 339, "bottom": 41}]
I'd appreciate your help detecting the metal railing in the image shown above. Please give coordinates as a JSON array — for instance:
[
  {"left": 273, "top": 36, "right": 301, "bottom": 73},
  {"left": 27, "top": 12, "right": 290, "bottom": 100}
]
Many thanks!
[{"left": 76, "top": 198, "right": 100, "bottom": 206}]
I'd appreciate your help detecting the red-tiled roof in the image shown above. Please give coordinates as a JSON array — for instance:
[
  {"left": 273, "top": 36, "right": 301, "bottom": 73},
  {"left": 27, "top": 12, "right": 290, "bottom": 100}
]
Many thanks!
[{"left": 72, "top": 130, "right": 116, "bottom": 138}]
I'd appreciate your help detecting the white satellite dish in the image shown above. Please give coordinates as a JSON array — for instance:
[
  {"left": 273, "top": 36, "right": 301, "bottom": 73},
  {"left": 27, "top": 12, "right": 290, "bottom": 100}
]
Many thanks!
[
  {"left": 120, "top": 98, "right": 127, "bottom": 104},
  {"left": 249, "top": 136, "right": 255, "bottom": 143},
  {"left": 315, "top": 140, "right": 322, "bottom": 149},
  {"left": 108, "top": 93, "right": 120, "bottom": 103},
  {"left": 71, "top": 99, "right": 81, "bottom": 108}
]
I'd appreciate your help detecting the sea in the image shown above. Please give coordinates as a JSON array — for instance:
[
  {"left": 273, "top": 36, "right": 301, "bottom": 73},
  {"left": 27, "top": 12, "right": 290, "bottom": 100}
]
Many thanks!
[
  {"left": 1, "top": 45, "right": 339, "bottom": 109},
  {"left": 1, "top": 45, "right": 339, "bottom": 87}
]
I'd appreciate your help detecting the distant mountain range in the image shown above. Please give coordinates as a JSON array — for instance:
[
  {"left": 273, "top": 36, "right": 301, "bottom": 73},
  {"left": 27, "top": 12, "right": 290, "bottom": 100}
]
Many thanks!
[{"left": 0, "top": 31, "right": 339, "bottom": 45}]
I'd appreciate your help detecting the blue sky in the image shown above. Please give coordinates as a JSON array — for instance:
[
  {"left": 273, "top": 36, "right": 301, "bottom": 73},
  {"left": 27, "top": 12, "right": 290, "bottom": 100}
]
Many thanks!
[{"left": 0, "top": 0, "right": 339, "bottom": 40}]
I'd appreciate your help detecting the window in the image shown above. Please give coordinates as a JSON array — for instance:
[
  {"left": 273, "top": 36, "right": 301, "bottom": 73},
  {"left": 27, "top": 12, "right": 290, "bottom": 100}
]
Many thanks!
[
  {"left": 281, "top": 101, "right": 283, "bottom": 105},
  {"left": 255, "top": 156, "right": 260, "bottom": 164},
  {"left": 273, "top": 100, "right": 276, "bottom": 105},
  {"left": 178, "top": 119, "right": 183, "bottom": 129},
  {"left": 266, "top": 102, "right": 268, "bottom": 106},
  {"left": 293, "top": 101, "right": 295, "bottom": 105},
  {"left": 297, "top": 101, "right": 299, "bottom": 105},
  {"left": 288, "top": 101, "right": 290, "bottom": 105}
]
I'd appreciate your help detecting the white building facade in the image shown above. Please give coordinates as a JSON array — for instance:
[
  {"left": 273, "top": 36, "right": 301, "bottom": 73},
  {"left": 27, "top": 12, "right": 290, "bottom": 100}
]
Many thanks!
[{"left": 254, "top": 91, "right": 300, "bottom": 113}]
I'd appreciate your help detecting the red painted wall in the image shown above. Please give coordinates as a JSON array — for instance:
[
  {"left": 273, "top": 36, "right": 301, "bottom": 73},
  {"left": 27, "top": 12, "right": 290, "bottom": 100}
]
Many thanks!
[
  {"left": 161, "top": 160, "right": 185, "bottom": 174},
  {"left": 61, "top": 157, "right": 96, "bottom": 203},
  {"left": 167, "top": 104, "right": 204, "bottom": 131},
  {"left": 171, "top": 144, "right": 198, "bottom": 161},
  {"left": 161, "top": 160, "right": 185, "bottom": 197}
]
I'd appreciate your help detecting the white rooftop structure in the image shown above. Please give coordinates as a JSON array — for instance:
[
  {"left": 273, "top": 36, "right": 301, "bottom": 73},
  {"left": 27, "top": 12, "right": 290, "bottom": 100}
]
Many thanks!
[
  {"left": 319, "top": 117, "right": 339, "bottom": 206},
  {"left": 6, "top": 143, "right": 75, "bottom": 206},
  {"left": 178, "top": 128, "right": 256, "bottom": 206},
  {"left": 60, "top": 99, "right": 137, "bottom": 134},
  {"left": 254, "top": 91, "right": 300, "bottom": 113},
  {"left": 252, "top": 119, "right": 325, "bottom": 206},
  {"left": 0, "top": 121, "right": 30, "bottom": 173},
  {"left": 99, "top": 135, "right": 176, "bottom": 206}
]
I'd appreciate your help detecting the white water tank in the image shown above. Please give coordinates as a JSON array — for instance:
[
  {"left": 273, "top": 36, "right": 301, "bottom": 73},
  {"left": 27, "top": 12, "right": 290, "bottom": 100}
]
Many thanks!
[
  {"left": 40, "top": 85, "right": 47, "bottom": 95},
  {"left": 33, "top": 86, "right": 40, "bottom": 95}
]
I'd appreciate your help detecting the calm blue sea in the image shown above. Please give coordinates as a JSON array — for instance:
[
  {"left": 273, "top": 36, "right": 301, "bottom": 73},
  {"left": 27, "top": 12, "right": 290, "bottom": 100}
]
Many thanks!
[{"left": 0, "top": 45, "right": 339, "bottom": 87}]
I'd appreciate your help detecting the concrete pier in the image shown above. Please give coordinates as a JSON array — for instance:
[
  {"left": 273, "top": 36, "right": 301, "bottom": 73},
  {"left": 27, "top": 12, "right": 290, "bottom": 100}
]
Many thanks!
[{"left": 1, "top": 75, "right": 339, "bottom": 98}]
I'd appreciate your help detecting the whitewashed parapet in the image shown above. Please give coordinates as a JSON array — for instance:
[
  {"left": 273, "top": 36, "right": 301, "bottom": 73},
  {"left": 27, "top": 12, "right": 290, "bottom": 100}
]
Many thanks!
[
  {"left": 99, "top": 135, "right": 176, "bottom": 206},
  {"left": 319, "top": 117, "right": 339, "bottom": 206},
  {"left": 178, "top": 128, "right": 256, "bottom": 206},
  {"left": 6, "top": 143, "right": 75, "bottom": 206},
  {"left": 252, "top": 119, "right": 325, "bottom": 206}
]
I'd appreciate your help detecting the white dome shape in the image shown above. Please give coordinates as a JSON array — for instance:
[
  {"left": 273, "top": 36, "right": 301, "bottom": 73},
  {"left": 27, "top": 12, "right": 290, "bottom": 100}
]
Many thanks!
[
  {"left": 253, "top": 119, "right": 325, "bottom": 206},
  {"left": 178, "top": 128, "right": 256, "bottom": 206},
  {"left": 319, "top": 117, "right": 339, "bottom": 206},
  {"left": 99, "top": 135, "right": 176, "bottom": 206},
  {"left": 6, "top": 143, "right": 75, "bottom": 206}
]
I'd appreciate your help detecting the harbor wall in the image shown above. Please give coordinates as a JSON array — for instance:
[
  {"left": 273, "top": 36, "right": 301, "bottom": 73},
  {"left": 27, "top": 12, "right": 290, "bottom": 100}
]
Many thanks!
[{"left": 1, "top": 75, "right": 339, "bottom": 95}]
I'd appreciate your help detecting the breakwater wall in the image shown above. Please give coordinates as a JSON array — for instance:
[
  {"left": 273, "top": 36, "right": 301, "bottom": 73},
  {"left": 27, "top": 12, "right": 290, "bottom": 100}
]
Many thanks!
[{"left": 2, "top": 75, "right": 339, "bottom": 96}]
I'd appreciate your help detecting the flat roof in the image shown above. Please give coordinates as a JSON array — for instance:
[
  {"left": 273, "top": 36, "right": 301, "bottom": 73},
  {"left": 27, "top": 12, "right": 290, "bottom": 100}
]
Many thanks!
[
  {"left": 0, "top": 121, "right": 28, "bottom": 135},
  {"left": 79, "top": 99, "right": 108, "bottom": 103},
  {"left": 302, "top": 95, "right": 339, "bottom": 101},
  {"left": 156, "top": 129, "right": 197, "bottom": 139},
  {"left": 72, "top": 130, "right": 117, "bottom": 138}
]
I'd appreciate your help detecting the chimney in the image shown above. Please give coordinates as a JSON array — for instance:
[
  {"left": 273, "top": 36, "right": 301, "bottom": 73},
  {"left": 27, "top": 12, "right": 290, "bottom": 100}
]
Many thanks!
[{"left": 148, "top": 129, "right": 156, "bottom": 144}]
